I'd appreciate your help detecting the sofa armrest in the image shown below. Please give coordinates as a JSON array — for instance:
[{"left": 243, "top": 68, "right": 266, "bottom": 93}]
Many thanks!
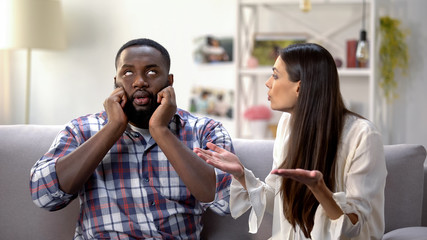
[{"left": 0, "top": 125, "right": 80, "bottom": 240}]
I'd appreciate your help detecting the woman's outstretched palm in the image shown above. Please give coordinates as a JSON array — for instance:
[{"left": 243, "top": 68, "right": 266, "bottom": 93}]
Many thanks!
[
  {"left": 271, "top": 168, "right": 323, "bottom": 189},
  {"left": 194, "top": 142, "right": 244, "bottom": 179}
]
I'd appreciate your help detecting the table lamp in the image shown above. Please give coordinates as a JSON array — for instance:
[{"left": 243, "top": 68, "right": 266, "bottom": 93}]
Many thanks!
[{"left": 356, "top": 0, "right": 369, "bottom": 65}]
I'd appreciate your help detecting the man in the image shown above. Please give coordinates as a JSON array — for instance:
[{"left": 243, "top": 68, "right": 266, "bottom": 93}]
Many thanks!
[{"left": 30, "top": 38, "right": 233, "bottom": 239}]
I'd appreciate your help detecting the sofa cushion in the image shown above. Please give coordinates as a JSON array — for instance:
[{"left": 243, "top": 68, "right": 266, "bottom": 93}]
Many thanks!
[
  {"left": 382, "top": 226, "right": 427, "bottom": 240},
  {"left": 383, "top": 144, "right": 426, "bottom": 233}
]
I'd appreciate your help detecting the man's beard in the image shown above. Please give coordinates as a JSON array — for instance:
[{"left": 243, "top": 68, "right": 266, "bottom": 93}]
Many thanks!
[{"left": 123, "top": 92, "right": 160, "bottom": 129}]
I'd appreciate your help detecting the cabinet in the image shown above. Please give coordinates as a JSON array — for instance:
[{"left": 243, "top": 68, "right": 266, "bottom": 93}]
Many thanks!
[{"left": 235, "top": 0, "right": 377, "bottom": 138}]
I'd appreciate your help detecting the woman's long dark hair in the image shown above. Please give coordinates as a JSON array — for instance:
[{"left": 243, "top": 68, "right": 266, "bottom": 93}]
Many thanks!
[{"left": 278, "top": 43, "right": 350, "bottom": 238}]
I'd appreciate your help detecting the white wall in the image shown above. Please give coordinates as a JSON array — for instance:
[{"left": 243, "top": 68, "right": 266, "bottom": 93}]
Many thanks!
[
  {"left": 0, "top": 0, "right": 237, "bottom": 134},
  {"left": 375, "top": 0, "right": 427, "bottom": 151},
  {"left": 1, "top": 0, "right": 426, "bottom": 149}
]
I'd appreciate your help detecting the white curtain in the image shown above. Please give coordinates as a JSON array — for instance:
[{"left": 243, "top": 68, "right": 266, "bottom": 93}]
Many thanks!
[{"left": 0, "top": 50, "right": 12, "bottom": 124}]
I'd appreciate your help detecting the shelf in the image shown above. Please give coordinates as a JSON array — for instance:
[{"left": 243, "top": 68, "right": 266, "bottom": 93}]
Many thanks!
[
  {"left": 239, "top": 67, "right": 272, "bottom": 75},
  {"left": 236, "top": 0, "right": 376, "bottom": 138},
  {"left": 338, "top": 68, "right": 370, "bottom": 77},
  {"left": 239, "top": 0, "right": 371, "bottom": 6},
  {"left": 239, "top": 67, "right": 370, "bottom": 77}
]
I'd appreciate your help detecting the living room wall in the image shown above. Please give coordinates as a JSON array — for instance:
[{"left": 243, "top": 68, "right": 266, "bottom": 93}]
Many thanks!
[
  {"left": 0, "top": 0, "right": 237, "bottom": 134},
  {"left": 375, "top": 0, "right": 427, "bottom": 150},
  {"left": 0, "top": 0, "right": 426, "bottom": 151}
]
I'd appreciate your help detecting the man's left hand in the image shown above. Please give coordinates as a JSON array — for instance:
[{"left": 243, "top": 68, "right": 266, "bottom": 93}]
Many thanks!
[{"left": 149, "top": 86, "right": 177, "bottom": 131}]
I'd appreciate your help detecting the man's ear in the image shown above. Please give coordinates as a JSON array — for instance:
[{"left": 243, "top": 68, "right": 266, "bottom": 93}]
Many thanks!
[
  {"left": 114, "top": 77, "right": 123, "bottom": 89},
  {"left": 168, "top": 74, "right": 174, "bottom": 86}
]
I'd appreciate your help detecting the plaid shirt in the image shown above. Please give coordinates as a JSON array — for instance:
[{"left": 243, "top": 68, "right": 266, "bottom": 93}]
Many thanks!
[{"left": 30, "top": 109, "right": 233, "bottom": 239}]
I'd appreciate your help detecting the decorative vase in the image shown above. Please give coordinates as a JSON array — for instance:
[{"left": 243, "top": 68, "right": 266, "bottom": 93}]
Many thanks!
[
  {"left": 247, "top": 56, "right": 259, "bottom": 68},
  {"left": 249, "top": 120, "right": 268, "bottom": 139}
]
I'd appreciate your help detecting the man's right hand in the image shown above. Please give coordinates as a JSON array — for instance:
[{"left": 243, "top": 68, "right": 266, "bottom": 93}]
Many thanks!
[
  {"left": 103, "top": 87, "right": 128, "bottom": 133},
  {"left": 56, "top": 87, "right": 130, "bottom": 194}
]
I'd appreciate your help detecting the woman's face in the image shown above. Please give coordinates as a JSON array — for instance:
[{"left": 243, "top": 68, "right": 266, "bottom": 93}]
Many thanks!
[{"left": 265, "top": 56, "right": 300, "bottom": 113}]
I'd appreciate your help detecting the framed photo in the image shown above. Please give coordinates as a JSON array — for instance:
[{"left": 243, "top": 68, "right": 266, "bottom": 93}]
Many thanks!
[
  {"left": 193, "top": 35, "right": 233, "bottom": 64},
  {"left": 189, "top": 86, "right": 234, "bottom": 119},
  {"left": 252, "top": 33, "right": 308, "bottom": 66}
]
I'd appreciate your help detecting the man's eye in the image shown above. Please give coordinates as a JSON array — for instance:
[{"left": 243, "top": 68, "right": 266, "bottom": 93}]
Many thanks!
[
  {"left": 147, "top": 70, "right": 157, "bottom": 76},
  {"left": 124, "top": 71, "right": 133, "bottom": 76}
]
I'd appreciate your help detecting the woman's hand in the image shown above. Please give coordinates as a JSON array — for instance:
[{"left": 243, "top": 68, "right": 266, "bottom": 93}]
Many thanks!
[
  {"left": 271, "top": 168, "right": 323, "bottom": 190},
  {"left": 194, "top": 142, "right": 245, "bottom": 180},
  {"left": 272, "top": 168, "right": 358, "bottom": 223}
]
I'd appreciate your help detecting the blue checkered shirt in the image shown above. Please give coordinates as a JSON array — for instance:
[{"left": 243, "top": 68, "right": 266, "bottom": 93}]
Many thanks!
[{"left": 30, "top": 109, "right": 233, "bottom": 239}]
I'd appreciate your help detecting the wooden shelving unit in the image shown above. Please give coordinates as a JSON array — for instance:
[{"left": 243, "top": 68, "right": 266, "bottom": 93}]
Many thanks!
[{"left": 235, "top": 0, "right": 376, "bottom": 138}]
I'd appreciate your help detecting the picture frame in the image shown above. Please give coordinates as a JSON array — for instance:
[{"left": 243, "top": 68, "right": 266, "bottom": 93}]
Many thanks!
[
  {"left": 189, "top": 86, "right": 234, "bottom": 119},
  {"left": 251, "top": 33, "right": 308, "bottom": 66},
  {"left": 193, "top": 35, "right": 233, "bottom": 64}
]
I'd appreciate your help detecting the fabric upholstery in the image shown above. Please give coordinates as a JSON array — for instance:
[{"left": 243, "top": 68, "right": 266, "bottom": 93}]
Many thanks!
[
  {"left": 383, "top": 144, "right": 426, "bottom": 232},
  {"left": 201, "top": 138, "right": 275, "bottom": 240},
  {"left": 382, "top": 227, "right": 427, "bottom": 240},
  {"left": 0, "top": 125, "right": 79, "bottom": 240}
]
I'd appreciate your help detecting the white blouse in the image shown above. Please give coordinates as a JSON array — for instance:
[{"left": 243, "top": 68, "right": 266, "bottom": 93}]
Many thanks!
[{"left": 230, "top": 113, "right": 387, "bottom": 240}]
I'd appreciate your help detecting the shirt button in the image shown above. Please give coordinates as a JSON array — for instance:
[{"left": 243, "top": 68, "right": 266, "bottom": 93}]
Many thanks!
[
  {"left": 144, "top": 177, "right": 149, "bottom": 182},
  {"left": 151, "top": 201, "right": 156, "bottom": 206}
]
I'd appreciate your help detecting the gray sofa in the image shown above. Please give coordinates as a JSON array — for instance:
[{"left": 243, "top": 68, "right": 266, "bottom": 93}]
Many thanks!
[{"left": 1, "top": 125, "right": 426, "bottom": 239}]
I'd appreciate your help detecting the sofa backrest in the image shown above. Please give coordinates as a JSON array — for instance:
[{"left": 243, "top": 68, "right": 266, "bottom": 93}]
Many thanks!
[
  {"left": 201, "top": 138, "right": 275, "bottom": 239},
  {"left": 383, "top": 144, "right": 426, "bottom": 232},
  {"left": 0, "top": 125, "right": 78, "bottom": 240},
  {"left": 0, "top": 125, "right": 426, "bottom": 239}
]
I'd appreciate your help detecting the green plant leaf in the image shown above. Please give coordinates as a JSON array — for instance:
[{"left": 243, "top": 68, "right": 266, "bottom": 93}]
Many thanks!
[{"left": 379, "top": 16, "right": 409, "bottom": 103}]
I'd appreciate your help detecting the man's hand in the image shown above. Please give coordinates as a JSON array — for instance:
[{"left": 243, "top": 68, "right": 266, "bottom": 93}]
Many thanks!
[
  {"left": 149, "top": 86, "right": 177, "bottom": 133},
  {"left": 104, "top": 87, "right": 128, "bottom": 132},
  {"left": 56, "top": 87, "right": 130, "bottom": 194}
]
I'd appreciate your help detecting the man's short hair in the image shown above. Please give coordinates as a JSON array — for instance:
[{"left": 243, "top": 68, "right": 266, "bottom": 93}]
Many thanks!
[{"left": 115, "top": 38, "right": 171, "bottom": 71}]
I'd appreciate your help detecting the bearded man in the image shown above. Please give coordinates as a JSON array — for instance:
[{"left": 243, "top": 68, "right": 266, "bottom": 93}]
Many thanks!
[{"left": 30, "top": 38, "right": 233, "bottom": 239}]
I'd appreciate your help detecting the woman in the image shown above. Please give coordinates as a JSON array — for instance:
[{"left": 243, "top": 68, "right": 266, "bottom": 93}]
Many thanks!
[{"left": 194, "top": 43, "right": 387, "bottom": 239}]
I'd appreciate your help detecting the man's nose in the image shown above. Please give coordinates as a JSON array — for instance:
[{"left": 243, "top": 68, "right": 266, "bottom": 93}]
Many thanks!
[{"left": 132, "top": 75, "right": 148, "bottom": 88}]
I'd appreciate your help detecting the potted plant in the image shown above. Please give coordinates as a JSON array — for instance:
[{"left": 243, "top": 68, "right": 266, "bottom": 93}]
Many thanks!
[{"left": 378, "top": 16, "right": 409, "bottom": 102}]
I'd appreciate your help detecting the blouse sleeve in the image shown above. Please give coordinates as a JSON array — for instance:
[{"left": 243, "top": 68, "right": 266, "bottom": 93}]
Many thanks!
[
  {"left": 229, "top": 112, "right": 291, "bottom": 234},
  {"left": 312, "top": 122, "right": 387, "bottom": 239},
  {"left": 229, "top": 168, "right": 277, "bottom": 234}
]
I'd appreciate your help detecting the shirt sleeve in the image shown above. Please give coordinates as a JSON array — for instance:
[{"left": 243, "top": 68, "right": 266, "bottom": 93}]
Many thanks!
[
  {"left": 312, "top": 124, "right": 387, "bottom": 239},
  {"left": 198, "top": 120, "right": 233, "bottom": 216},
  {"left": 29, "top": 123, "right": 82, "bottom": 211}
]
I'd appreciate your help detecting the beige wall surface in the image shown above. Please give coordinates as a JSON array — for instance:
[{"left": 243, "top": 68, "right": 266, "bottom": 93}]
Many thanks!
[{"left": 1, "top": 0, "right": 426, "bottom": 150}]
